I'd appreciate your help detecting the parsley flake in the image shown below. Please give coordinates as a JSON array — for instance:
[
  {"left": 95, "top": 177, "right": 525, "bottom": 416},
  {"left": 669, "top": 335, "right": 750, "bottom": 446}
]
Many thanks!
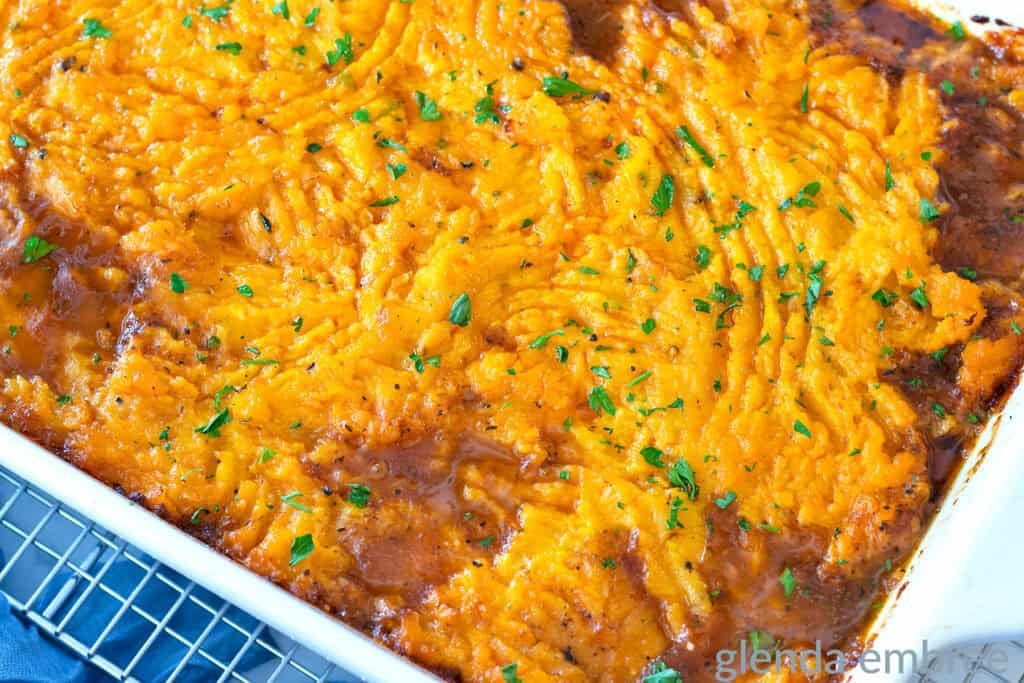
[
  {"left": 22, "top": 235, "right": 58, "bottom": 264},
  {"left": 81, "top": 18, "right": 112, "bottom": 39},
  {"left": 449, "top": 293, "right": 471, "bottom": 326},
  {"left": 289, "top": 534, "right": 314, "bottom": 566}
]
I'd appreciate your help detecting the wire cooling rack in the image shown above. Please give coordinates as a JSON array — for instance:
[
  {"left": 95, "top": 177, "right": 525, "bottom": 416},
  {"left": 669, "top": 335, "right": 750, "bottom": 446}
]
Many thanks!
[
  {"left": 0, "top": 464, "right": 355, "bottom": 683},
  {"left": 0, "top": 462, "right": 1021, "bottom": 683},
  {"left": 918, "top": 643, "right": 1024, "bottom": 683}
]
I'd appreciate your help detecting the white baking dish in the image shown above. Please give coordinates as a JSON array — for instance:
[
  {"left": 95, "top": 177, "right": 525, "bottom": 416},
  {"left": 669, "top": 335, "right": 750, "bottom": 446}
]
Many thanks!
[
  {"left": 848, "top": 1, "right": 1024, "bottom": 681},
  {"left": 1, "top": 2, "right": 1022, "bottom": 682}
]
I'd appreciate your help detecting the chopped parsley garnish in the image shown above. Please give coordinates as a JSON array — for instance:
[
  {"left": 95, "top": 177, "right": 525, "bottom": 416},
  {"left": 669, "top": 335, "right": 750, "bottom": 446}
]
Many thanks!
[
  {"left": 779, "top": 181, "right": 821, "bottom": 211},
  {"left": 793, "top": 419, "right": 811, "bottom": 438},
  {"left": 590, "top": 366, "right": 611, "bottom": 379},
  {"left": 22, "top": 235, "right": 58, "bottom": 263},
  {"left": 872, "top": 288, "right": 898, "bottom": 307},
  {"left": 409, "top": 352, "right": 440, "bottom": 373},
  {"left": 627, "top": 370, "right": 652, "bottom": 387},
  {"left": 666, "top": 498, "right": 683, "bottom": 530},
  {"left": 501, "top": 663, "right": 524, "bottom": 683},
  {"left": 920, "top": 198, "right": 941, "bottom": 222},
  {"left": 237, "top": 284, "right": 253, "bottom": 297},
  {"left": 369, "top": 195, "right": 399, "bottom": 207},
  {"left": 528, "top": 329, "right": 564, "bottom": 349},
  {"left": 615, "top": 141, "right": 630, "bottom": 159},
  {"left": 577, "top": 266, "right": 599, "bottom": 275},
  {"left": 946, "top": 20, "right": 966, "bottom": 40},
  {"left": 638, "top": 446, "right": 663, "bottom": 466},
  {"left": 352, "top": 108, "right": 371, "bottom": 123},
  {"left": 81, "top": 18, "right": 112, "bottom": 39},
  {"left": 940, "top": 79, "right": 955, "bottom": 96},
  {"left": 541, "top": 76, "right": 594, "bottom": 98},
  {"left": 779, "top": 567, "right": 796, "bottom": 598},
  {"left": 805, "top": 263, "right": 824, "bottom": 320},
  {"left": 306, "top": 142, "right": 322, "bottom": 154},
  {"left": 650, "top": 174, "right": 674, "bottom": 216},
  {"left": 199, "top": 3, "right": 231, "bottom": 22},
  {"left": 9, "top": 134, "right": 28, "bottom": 148},
  {"left": 415, "top": 91, "right": 442, "bottom": 121},
  {"left": 696, "top": 245, "right": 712, "bottom": 269},
  {"left": 885, "top": 161, "right": 895, "bottom": 191},
  {"left": 715, "top": 491, "right": 736, "bottom": 509},
  {"left": 838, "top": 205, "right": 854, "bottom": 223},
  {"left": 215, "top": 42, "right": 242, "bottom": 55},
  {"left": 271, "top": 1, "right": 290, "bottom": 20},
  {"left": 588, "top": 386, "right": 616, "bottom": 416},
  {"left": 213, "top": 385, "right": 237, "bottom": 409},
  {"left": 667, "top": 457, "right": 698, "bottom": 500},
  {"left": 641, "top": 317, "right": 656, "bottom": 334},
  {"left": 799, "top": 83, "right": 809, "bottom": 113},
  {"left": 749, "top": 630, "right": 774, "bottom": 651},
  {"left": 304, "top": 6, "right": 320, "bottom": 26},
  {"left": 289, "top": 534, "right": 314, "bottom": 566},
  {"left": 347, "top": 483, "right": 370, "bottom": 508},
  {"left": 626, "top": 249, "right": 638, "bottom": 274},
  {"left": 474, "top": 92, "right": 500, "bottom": 124},
  {"left": 376, "top": 137, "right": 406, "bottom": 151},
  {"left": 256, "top": 447, "right": 275, "bottom": 464},
  {"left": 449, "top": 293, "right": 471, "bottom": 326},
  {"left": 169, "top": 272, "right": 190, "bottom": 294},
  {"left": 282, "top": 491, "right": 311, "bottom": 513},
  {"left": 675, "top": 125, "right": 714, "bottom": 167},
  {"left": 386, "top": 162, "right": 407, "bottom": 180},
  {"left": 909, "top": 284, "right": 929, "bottom": 309},
  {"left": 644, "top": 661, "right": 682, "bottom": 683},
  {"left": 259, "top": 212, "right": 272, "bottom": 232},
  {"left": 195, "top": 408, "right": 230, "bottom": 437},
  {"left": 326, "top": 33, "right": 354, "bottom": 66}
]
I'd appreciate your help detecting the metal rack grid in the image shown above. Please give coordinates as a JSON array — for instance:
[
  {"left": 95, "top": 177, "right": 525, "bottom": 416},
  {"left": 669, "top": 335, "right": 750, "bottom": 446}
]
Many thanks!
[
  {"left": 0, "top": 462, "right": 1021, "bottom": 683},
  {"left": 917, "top": 643, "right": 1024, "bottom": 683},
  {"left": 0, "top": 464, "right": 356, "bottom": 683}
]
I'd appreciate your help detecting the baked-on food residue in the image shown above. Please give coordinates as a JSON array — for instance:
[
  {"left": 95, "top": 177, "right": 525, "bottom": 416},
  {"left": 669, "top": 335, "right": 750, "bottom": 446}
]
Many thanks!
[{"left": 0, "top": 0, "right": 1021, "bottom": 680}]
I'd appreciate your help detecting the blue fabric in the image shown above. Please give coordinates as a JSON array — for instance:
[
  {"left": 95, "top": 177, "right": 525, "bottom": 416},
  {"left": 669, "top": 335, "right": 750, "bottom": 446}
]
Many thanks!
[
  {"left": 0, "top": 556, "right": 277, "bottom": 683},
  {"left": 0, "top": 591, "right": 93, "bottom": 682}
]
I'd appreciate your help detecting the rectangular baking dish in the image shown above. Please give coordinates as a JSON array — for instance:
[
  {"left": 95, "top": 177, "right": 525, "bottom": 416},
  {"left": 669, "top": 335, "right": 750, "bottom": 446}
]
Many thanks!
[{"left": 0, "top": 2, "right": 1021, "bottom": 681}]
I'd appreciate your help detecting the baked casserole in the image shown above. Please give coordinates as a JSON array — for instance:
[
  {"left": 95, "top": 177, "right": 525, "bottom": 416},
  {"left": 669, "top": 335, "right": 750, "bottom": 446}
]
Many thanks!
[{"left": 0, "top": 0, "right": 1022, "bottom": 680}]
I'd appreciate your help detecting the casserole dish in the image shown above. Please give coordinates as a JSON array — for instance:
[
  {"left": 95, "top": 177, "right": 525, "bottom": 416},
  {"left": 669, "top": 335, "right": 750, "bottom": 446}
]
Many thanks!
[{"left": 0, "top": 0, "right": 1020, "bottom": 680}]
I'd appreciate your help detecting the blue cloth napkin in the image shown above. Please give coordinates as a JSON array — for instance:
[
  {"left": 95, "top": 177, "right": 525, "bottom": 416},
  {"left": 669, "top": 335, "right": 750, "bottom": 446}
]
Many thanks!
[
  {"left": 0, "top": 556, "right": 277, "bottom": 682},
  {"left": 0, "top": 591, "right": 94, "bottom": 682}
]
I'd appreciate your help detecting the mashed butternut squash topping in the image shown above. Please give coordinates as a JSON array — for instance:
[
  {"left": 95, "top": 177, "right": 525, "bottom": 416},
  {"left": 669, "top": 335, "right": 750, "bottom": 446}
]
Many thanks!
[{"left": 0, "top": 0, "right": 1022, "bottom": 680}]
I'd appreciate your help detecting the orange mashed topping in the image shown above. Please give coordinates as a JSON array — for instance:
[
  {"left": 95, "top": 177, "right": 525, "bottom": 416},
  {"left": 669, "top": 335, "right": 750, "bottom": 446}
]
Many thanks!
[{"left": 0, "top": 0, "right": 1020, "bottom": 681}]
